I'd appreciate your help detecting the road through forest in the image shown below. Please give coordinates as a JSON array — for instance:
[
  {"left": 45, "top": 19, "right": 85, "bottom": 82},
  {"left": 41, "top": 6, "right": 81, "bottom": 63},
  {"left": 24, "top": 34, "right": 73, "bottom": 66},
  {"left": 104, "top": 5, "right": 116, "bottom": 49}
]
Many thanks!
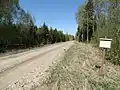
[{"left": 0, "top": 41, "right": 74, "bottom": 90}]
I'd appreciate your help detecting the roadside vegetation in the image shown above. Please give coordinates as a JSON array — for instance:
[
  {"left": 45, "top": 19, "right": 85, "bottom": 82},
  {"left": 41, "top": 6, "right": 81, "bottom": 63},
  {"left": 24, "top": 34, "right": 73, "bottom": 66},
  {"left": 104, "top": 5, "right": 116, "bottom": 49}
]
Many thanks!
[
  {"left": 0, "top": 0, "right": 74, "bottom": 53},
  {"left": 36, "top": 0, "right": 120, "bottom": 89},
  {"left": 40, "top": 42, "right": 120, "bottom": 90},
  {"left": 76, "top": 0, "right": 120, "bottom": 65}
]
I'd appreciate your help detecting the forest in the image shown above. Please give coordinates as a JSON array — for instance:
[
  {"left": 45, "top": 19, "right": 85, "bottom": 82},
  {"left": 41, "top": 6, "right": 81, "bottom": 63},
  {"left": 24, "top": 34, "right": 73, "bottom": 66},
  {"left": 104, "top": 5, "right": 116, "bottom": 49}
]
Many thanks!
[
  {"left": 0, "top": 0, "right": 74, "bottom": 53},
  {"left": 76, "top": 0, "right": 120, "bottom": 65}
]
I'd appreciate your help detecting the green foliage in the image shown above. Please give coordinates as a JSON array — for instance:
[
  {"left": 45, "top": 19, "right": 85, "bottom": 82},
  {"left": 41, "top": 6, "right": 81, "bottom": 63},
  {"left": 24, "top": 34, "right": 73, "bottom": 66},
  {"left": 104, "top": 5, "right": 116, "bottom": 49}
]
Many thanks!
[
  {"left": 0, "top": 0, "right": 74, "bottom": 53},
  {"left": 76, "top": 0, "right": 96, "bottom": 42},
  {"left": 76, "top": 0, "right": 120, "bottom": 65}
]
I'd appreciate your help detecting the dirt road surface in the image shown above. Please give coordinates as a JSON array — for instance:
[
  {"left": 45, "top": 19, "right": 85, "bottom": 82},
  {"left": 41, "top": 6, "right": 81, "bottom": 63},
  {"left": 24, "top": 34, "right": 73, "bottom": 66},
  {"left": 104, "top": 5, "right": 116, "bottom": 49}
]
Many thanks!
[{"left": 0, "top": 41, "right": 74, "bottom": 90}]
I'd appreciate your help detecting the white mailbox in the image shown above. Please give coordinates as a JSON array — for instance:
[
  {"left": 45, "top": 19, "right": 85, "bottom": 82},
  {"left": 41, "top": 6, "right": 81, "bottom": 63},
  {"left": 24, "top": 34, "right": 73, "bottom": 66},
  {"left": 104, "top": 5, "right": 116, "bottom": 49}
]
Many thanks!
[{"left": 99, "top": 38, "right": 112, "bottom": 49}]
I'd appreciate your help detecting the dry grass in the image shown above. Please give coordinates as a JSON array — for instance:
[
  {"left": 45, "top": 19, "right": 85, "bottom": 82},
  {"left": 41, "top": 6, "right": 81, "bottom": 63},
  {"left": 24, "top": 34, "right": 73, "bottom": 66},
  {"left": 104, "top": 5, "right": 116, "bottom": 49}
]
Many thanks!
[{"left": 40, "top": 41, "right": 120, "bottom": 90}]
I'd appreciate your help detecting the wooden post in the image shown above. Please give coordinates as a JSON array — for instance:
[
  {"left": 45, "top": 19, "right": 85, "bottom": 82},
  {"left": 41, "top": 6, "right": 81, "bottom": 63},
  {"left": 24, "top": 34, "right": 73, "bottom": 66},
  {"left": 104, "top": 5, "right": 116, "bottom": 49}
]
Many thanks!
[
  {"left": 100, "top": 48, "right": 106, "bottom": 77},
  {"left": 99, "top": 37, "right": 112, "bottom": 77},
  {"left": 100, "top": 36, "right": 107, "bottom": 77}
]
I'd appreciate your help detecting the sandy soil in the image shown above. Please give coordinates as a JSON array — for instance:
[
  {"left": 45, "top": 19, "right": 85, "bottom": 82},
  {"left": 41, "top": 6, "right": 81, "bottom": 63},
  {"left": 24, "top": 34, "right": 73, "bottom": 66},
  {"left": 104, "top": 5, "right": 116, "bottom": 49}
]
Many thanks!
[{"left": 0, "top": 41, "right": 74, "bottom": 90}]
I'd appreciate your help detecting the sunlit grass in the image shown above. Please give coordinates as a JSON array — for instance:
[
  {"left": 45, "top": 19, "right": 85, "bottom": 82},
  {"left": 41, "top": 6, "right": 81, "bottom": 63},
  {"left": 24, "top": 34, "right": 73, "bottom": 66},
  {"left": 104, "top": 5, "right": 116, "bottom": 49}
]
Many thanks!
[{"left": 41, "top": 41, "right": 120, "bottom": 90}]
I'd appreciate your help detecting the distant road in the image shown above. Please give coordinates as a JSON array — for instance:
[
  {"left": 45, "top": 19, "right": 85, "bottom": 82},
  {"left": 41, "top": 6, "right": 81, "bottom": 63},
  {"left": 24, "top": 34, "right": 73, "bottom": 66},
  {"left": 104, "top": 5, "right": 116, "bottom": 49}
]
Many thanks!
[{"left": 0, "top": 41, "right": 74, "bottom": 90}]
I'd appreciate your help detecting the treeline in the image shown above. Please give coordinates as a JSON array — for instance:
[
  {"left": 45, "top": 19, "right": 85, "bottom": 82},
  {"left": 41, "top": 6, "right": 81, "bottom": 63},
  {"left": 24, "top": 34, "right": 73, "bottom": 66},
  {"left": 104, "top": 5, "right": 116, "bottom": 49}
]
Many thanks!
[
  {"left": 76, "top": 0, "right": 96, "bottom": 42},
  {"left": 0, "top": 0, "right": 74, "bottom": 53},
  {"left": 76, "top": 0, "right": 120, "bottom": 65}
]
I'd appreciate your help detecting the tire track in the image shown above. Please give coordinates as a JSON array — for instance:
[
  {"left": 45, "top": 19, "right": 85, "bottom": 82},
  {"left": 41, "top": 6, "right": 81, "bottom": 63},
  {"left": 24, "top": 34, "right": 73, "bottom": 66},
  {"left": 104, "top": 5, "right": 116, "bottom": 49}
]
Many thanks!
[{"left": 0, "top": 44, "right": 65, "bottom": 77}]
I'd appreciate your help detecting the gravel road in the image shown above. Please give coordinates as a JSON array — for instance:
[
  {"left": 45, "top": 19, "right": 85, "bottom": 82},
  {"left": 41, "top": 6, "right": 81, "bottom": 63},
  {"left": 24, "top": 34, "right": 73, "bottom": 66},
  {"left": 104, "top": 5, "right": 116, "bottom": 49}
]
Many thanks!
[{"left": 0, "top": 41, "right": 74, "bottom": 90}]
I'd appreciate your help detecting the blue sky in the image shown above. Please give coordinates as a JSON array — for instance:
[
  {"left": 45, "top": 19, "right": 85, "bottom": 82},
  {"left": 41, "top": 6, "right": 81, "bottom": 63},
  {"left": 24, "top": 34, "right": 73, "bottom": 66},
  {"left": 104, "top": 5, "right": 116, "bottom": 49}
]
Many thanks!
[{"left": 19, "top": 0, "right": 85, "bottom": 35}]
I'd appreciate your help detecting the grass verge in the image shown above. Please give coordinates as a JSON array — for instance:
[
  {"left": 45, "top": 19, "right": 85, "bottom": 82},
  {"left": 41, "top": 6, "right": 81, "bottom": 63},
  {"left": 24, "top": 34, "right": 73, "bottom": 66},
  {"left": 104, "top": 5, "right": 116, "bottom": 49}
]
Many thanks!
[{"left": 39, "top": 41, "right": 120, "bottom": 90}]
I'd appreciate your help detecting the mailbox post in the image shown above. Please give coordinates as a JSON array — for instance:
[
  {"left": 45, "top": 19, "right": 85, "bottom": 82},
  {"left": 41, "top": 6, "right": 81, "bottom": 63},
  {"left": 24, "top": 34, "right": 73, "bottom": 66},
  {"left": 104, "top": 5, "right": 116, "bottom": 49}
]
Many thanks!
[{"left": 99, "top": 37, "right": 112, "bottom": 77}]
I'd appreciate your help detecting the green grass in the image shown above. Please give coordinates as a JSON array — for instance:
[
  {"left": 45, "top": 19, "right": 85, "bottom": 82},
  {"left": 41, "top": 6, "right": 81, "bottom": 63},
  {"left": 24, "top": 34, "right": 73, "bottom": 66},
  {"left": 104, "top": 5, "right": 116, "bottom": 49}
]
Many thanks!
[{"left": 41, "top": 41, "right": 120, "bottom": 90}]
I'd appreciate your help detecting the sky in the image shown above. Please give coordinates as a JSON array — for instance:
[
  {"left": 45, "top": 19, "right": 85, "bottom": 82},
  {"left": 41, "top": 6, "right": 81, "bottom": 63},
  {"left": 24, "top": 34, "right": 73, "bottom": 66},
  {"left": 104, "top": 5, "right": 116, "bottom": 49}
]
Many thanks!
[{"left": 19, "top": 0, "right": 85, "bottom": 35}]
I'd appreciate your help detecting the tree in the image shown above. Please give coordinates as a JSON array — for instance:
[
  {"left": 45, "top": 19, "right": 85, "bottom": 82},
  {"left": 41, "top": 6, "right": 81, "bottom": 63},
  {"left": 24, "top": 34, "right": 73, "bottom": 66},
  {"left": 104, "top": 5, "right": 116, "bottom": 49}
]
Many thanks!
[
  {"left": 0, "top": 0, "right": 19, "bottom": 24},
  {"left": 40, "top": 23, "right": 49, "bottom": 44},
  {"left": 0, "top": 0, "right": 72, "bottom": 53},
  {"left": 76, "top": 0, "right": 120, "bottom": 65},
  {"left": 76, "top": 0, "right": 96, "bottom": 43}
]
